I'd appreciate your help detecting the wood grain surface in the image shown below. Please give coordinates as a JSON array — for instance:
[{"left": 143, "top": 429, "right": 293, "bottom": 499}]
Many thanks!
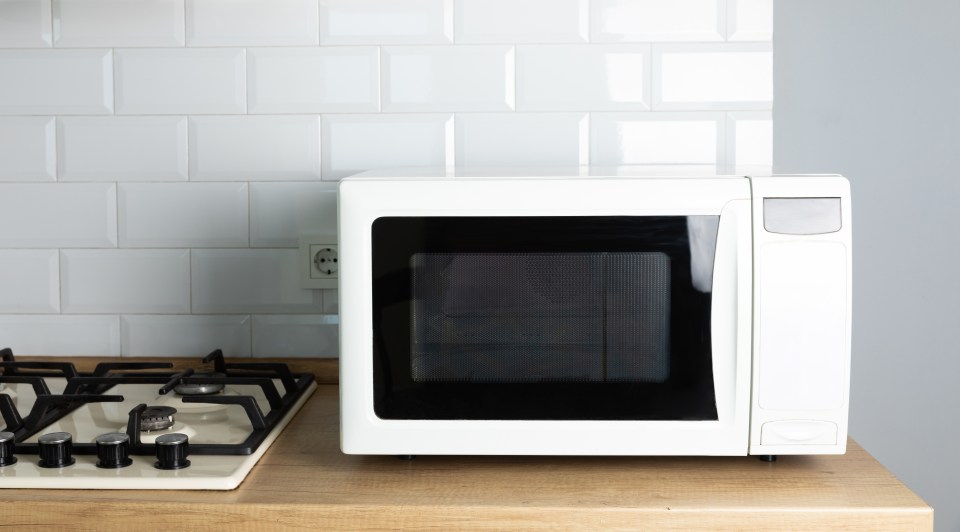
[{"left": 1, "top": 380, "right": 932, "bottom": 530}]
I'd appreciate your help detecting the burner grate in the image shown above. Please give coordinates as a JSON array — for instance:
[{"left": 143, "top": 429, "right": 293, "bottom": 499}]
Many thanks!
[{"left": 0, "top": 348, "right": 315, "bottom": 457}]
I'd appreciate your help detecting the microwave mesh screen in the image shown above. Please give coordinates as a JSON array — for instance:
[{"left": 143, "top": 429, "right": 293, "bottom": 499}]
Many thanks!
[{"left": 410, "top": 252, "right": 671, "bottom": 383}]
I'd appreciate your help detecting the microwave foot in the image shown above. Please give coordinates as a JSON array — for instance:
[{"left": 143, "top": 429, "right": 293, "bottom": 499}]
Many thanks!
[
  {"left": 756, "top": 455, "right": 777, "bottom": 462},
  {"left": 397, "top": 455, "right": 417, "bottom": 461}
]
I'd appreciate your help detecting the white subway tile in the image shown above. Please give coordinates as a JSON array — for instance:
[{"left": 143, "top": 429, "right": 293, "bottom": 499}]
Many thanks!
[
  {"left": 319, "top": 0, "right": 452, "bottom": 45},
  {"left": 53, "top": 0, "right": 185, "bottom": 47},
  {"left": 252, "top": 315, "right": 338, "bottom": 358},
  {"left": 189, "top": 115, "right": 321, "bottom": 181},
  {"left": 321, "top": 114, "right": 452, "bottom": 180},
  {"left": 516, "top": 44, "right": 649, "bottom": 111},
  {"left": 591, "top": 112, "right": 724, "bottom": 165},
  {"left": 455, "top": 0, "right": 586, "bottom": 43},
  {"left": 115, "top": 48, "right": 245, "bottom": 114},
  {"left": 248, "top": 47, "right": 379, "bottom": 114},
  {"left": 250, "top": 182, "right": 337, "bottom": 248},
  {"left": 728, "top": 111, "right": 772, "bottom": 167},
  {"left": 0, "top": 117, "right": 55, "bottom": 182},
  {"left": 0, "top": 183, "right": 117, "bottom": 248},
  {"left": 322, "top": 289, "right": 338, "bottom": 314},
  {"left": 58, "top": 116, "right": 188, "bottom": 182},
  {"left": 382, "top": 45, "right": 514, "bottom": 112},
  {"left": 186, "top": 0, "right": 319, "bottom": 46},
  {"left": 727, "top": 0, "right": 773, "bottom": 42},
  {"left": 654, "top": 43, "right": 772, "bottom": 110},
  {"left": 455, "top": 113, "right": 588, "bottom": 167},
  {"left": 591, "top": 0, "right": 723, "bottom": 42},
  {"left": 192, "top": 249, "right": 323, "bottom": 314},
  {"left": 0, "top": 315, "right": 120, "bottom": 356},
  {"left": 119, "top": 183, "right": 249, "bottom": 247},
  {"left": 0, "top": 0, "right": 52, "bottom": 47},
  {"left": 121, "top": 315, "right": 251, "bottom": 358},
  {"left": 0, "top": 49, "right": 112, "bottom": 115},
  {"left": 61, "top": 249, "right": 191, "bottom": 314},
  {"left": 0, "top": 250, "right": 59, "bottom": 313}
]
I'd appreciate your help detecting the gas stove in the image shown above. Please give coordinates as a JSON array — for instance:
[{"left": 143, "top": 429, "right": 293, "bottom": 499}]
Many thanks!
[{"left": 0, "top": 348, "right": 316, "bottom": 490}]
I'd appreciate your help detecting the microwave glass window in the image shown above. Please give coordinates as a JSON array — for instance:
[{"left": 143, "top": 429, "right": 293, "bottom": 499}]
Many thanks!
[
  {"left": 410, "top": 252, "right": 671, "bottom": 383},
  {"left": 371, "top": 216, "right": 720, "bottom": 421}
]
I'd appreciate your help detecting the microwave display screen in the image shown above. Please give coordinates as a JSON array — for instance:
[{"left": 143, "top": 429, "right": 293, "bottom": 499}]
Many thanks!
[{"left": 371, "top": 216, "right": 720, "bottom": 421}]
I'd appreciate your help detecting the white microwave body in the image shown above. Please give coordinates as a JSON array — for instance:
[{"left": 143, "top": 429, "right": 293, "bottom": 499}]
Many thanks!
[{"left": 338, "top": 169, "right": 851, "bottom": 457}]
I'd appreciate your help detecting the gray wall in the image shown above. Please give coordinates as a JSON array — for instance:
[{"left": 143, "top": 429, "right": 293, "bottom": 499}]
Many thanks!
[{"left": 774, "top": 1, "right": 960, "bottom": 529}]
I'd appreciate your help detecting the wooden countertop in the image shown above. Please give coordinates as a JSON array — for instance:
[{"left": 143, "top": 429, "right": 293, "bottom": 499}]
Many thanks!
[{"left": 0, "top": 383, "right": 932, "bottom": 530}]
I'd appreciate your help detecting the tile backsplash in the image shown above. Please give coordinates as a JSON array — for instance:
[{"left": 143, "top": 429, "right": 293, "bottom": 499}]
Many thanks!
[{"left": 0, "top": 0, "right": 771, "bottom": 358}]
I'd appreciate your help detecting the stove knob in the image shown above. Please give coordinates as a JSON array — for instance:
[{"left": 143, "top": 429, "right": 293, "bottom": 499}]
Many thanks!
[
  {"left": 154, "top": 432, "right": 190, "bottom": 470},
  {"left": 38, "top": 431, "right": 75, "bottom": 468},
  {"left": 95, "top": 432, "right": 133, "bottom": 469},
  {"left": 0, "top": 431, "right": 16, "bottom": 467}
]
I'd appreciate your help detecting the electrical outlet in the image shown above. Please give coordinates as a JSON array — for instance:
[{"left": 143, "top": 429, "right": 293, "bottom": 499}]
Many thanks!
[{"left": 300, "top": 236, "right": 338, "bottom": 289}]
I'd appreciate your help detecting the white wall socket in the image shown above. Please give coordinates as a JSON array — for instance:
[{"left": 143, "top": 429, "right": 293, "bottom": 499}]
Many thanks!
[{"left": 299, "top": 235, "right": 338, "bottom": 289}]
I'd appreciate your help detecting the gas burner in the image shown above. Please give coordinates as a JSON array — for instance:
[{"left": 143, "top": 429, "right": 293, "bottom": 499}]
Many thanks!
[
  {"left": 173, "top": 372, "right": 226, "bottom": 396},
  {"left": 140, "top": 406, "right": 177, "bottom": 432},
  {"left": 0, "top": 347, "right": 316, "bottom": 490}
]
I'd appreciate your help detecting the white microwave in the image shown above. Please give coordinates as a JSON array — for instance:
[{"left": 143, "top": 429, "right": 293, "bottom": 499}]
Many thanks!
[{"left": 338, "top": 168, "right": 852, "bottom": 459}]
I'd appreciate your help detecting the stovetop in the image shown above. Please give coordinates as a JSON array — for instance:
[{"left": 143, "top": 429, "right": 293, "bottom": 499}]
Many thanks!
[{"left": 0, "top": 348, "right": 316, "bottom": 490}]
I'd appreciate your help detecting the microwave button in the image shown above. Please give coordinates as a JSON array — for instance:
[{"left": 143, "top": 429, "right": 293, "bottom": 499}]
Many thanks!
[
  {"left": 763, "top": 197, "right": 841, "bottom": 235},
  {"left": 760, "top": 420, "right": 838, "bottom": 445}
]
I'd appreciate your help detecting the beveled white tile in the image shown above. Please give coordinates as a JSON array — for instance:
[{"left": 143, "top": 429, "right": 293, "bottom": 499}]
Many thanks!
[
  {"left": 382, "top": 45, "right": 514, "bottom": 112},
  {"left": 727, "top": 0, "right": 773, "bottom": 42},
  {"left": 516, "top": 44, "right": 649, "bottom": 111},
  {"left": 319, "top": 0, "right": 452, "bottom": 45},
  {"left": 0, "top": 0, "right": 52, "bottom": 47},
  {"left": 455, "top": 113, "right": 588, "bottom": 167},
  {"left": 591, "top": 112, "right": 724, "bottom": 165},
  {"left": 322, "top": 289, "right": 338, "bottom": 314},
  {"left": 58, "top": 116, "right": 188, "bottom": 182},
  {"left": 119, "top": 183, "right": 248, "bottom": 247},
  {"left": 186, "top": 0, "right": 319, "bottom": 46},
  {"left": 115, "top": 48, "right": 245, "bottom": 114},
  {"left": 653, "top": 43, "right": 772, "bottom": 110},
  {"left": 591, "top": 0, "right": 723, "bottom": 42},
  {"left": 0, "top": 315, "right": 120, "bottom": 356},
  {"left": 250, "top": 182, "right": 337, "bottom": 248},
  {"left": 252, "top": 315, "right": 338, "bottom": 358},
  {"left": 192, "top": 249, "right": 324, "bottom": 314},
  {"left": 0, "top": 49, "right": 112, "bottom": 115},
  {"left": 53, "top": 0, "right": 185, "bottom": 47},
  {"left": 189, "top": 115, "right": 321, "bottom": 181},
  {"left": 455, "top": 0, "right": 586, "bottom": 43},
  {"left": 728, "top": 111, "right": 772, "bottom": 167},
  {"left": 321, "top": 114, "right": 452, "bottom": 180},
  {"left": 0, "top": 183, "right": 117, "bottom": 248},
  {"left": 61, "top": 249, "right": 191, "bottom": 314},
  {"left": 0, "top": 117, "right": 55, "bottom": 182},
  {"left": 121, "top": 315, "right": 251, "bottom": 358},
  {"left": 248, "top": 47, "right": 379, "bottom": 114},
  {"left": 0, "top": 250, "right": 59, "bottom": 313}
]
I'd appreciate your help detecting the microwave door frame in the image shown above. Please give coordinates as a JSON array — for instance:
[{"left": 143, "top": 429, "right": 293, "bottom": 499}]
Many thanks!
[{"left": 339, "top": 177, "right": 754, "bottom": 456}]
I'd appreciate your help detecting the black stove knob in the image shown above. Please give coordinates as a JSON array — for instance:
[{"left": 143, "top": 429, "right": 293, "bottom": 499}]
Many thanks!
[
  {"left": 95, "top": 432, "right": 133, "bottom": 469},
  {"left": 38, "top": 431, "right": 75, "bottom": 468},
  {"left": 154, "top": 433, "right": 190, "bottom": 470},
  {"left": 0, "top": 431, "right": 16, "bottom": 467}
]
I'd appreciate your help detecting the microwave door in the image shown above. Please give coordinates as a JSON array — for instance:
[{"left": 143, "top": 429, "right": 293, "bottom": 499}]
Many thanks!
[{"left": 370, "top": 216, "right": 721, "bottom": 422}]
